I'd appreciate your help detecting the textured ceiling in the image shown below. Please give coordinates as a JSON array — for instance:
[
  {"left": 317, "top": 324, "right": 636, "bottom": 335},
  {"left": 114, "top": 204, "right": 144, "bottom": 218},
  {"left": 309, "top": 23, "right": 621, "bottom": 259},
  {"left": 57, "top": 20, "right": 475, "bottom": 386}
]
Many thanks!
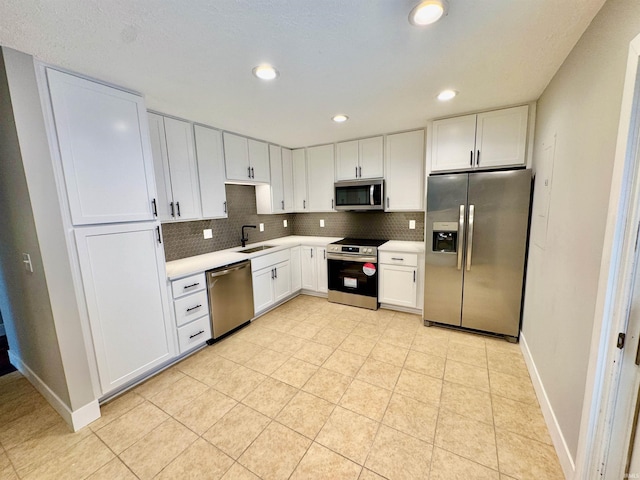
[{"left": 0, "top": 0, "right": 605, "bottom": 148}]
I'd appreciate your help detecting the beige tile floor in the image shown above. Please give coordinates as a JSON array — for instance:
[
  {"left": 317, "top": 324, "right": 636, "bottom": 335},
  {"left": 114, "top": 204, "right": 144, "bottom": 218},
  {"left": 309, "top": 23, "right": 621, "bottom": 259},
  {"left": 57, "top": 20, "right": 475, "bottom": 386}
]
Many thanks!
[{"left": 0, "top": 295, "right": 565, "bottom": 479}]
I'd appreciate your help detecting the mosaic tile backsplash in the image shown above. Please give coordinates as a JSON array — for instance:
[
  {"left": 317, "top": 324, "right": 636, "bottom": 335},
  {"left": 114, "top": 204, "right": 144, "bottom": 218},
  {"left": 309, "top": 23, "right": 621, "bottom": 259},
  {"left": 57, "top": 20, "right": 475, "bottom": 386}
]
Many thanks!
[{"left": 162, "top": 185, "right": 425, "bottom": 261}]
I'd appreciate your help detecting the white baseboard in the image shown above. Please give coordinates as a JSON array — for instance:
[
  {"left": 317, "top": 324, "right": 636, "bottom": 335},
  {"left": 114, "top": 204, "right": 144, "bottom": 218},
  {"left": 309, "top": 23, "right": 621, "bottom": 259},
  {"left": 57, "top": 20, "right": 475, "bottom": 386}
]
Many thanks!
[
  {"left": 379, "top": 303, "right": 422, "bottom": 315},
  {"left": 8, "top": 351, "right": 100, "bottom": 431},
  {"left": 519, "top": 332, "right": 575, "bottom": 479}
]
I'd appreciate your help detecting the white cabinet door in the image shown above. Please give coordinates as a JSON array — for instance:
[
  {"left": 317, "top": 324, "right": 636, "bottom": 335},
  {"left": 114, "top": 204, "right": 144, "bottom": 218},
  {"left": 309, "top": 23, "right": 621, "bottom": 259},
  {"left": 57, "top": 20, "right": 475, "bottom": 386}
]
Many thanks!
[
  {"left": 273, "top": 261, "right": 291, "bottom": 303},
  {"left": 148, "top": 113, "right": 173, "bottom": 221},
  {"left": 293, "top": 148, "right": 308, "bottom": 212},
  {"left": 336, "top": 140, "right": 359, "bottom": 181},
  {"left": 316, "top": 247, "right": 328, "bottom": 293},
  {"left": 46, "top": 68, "right": 156, "bottom": 225},
  {"left": 301, "top": 246, "right": 317, "bottom": 291},
  {"left": 380, "top": 264, "right": 417, "bottom": 308},
  {"left": 475, "top": 105, "right": 528, "bottom": 169},
  {"left": 431, "top": 114, "right": 477, "bottom": 172},
  {"left": 74, "top": 222, "right": 173, "bottom": 394},
  {"left": 164, "top": 117, "right": 201, "bottom": 220},
  {"left": 385, "top": 130, "right": 425, "bottom": 211},
  {"left": 282, "top": 148, "right": 295, "bottom": 213},
  {"left": 290, "top": 246, "right": 302, "bottom": 292},
  {"left": 194, "top": 125, "right": 228, "bottom": 218},
  {"left": 248, "top": 139, "right": 270, "bottom": 183},
  {"left": 223, "top": 132, "right": 250, "bottom": 181},
  {"left": 253, "top": 267, "right": 275, "bottom": 314},
  {"left": 359, "top": 136, "right": 384, "bottom": 179},
  {"left": 269, "top": 145, "right": 284, "bottom": 213},
  {"left": 307, "top": 144, "right": 335, "bottom": 212}
]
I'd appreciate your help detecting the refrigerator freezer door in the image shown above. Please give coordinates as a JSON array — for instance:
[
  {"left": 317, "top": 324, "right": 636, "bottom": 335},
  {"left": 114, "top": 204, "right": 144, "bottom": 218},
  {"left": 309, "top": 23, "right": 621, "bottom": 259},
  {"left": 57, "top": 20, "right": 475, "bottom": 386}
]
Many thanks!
[
  {"left": 424, "top": 174, "right": 468, "bottom": 326},
  {"left": 461, "top": 169, "right": 531, "bottom": 336}
]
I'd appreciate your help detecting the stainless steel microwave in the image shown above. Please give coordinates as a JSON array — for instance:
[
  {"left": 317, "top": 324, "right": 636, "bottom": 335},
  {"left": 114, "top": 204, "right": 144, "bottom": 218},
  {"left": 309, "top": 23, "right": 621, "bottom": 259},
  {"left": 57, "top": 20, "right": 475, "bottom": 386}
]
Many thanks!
[{"left": 334, "top": 179, "right": 384, "bottom": 211}]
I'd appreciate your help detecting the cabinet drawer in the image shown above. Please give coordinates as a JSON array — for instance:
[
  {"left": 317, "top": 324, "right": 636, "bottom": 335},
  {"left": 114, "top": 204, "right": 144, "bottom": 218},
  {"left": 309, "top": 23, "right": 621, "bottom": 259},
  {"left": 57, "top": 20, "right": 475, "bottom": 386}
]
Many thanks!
[
  {"left": 379, "top": 252, "right": 418, "bottom": 267},
  {"left": 177, "top": 315, "right": 211, "bottom": 354},
  {"left": 172, "top": 273, "right": 206, "bottom": 298},
  {"left": 250, "top": 249, "right": 290, "bottom": 272},
  {"left": 174, "top": 290, "right": 208, "bottom": 327}
]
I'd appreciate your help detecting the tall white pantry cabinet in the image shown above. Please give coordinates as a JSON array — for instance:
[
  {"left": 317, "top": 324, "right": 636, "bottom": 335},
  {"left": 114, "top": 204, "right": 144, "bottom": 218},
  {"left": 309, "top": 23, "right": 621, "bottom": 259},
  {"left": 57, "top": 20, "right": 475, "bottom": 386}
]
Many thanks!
[{"left": 45, "top": 68, "right": 175, "bottom": 396}]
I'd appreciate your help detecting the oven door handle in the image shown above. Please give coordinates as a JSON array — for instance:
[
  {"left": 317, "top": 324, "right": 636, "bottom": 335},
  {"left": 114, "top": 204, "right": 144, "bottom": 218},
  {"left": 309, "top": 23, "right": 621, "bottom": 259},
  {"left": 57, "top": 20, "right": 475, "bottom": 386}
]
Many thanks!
[{"left": 326, "top": 253, "right": 378, "bottom": 263}]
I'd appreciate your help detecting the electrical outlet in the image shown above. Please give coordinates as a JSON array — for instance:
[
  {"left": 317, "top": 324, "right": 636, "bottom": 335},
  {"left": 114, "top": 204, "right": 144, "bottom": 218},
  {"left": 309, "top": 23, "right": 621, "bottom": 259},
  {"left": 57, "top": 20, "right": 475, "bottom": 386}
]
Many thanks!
[
  {"left": 320, "top": 219, "right": 325, "bottom": 228},
  {"left": 409, "top": 220, "right": 416, "bottom": 230},
  {"left": 283, "top": 219, "right": 288, "bottom": 228},
  {"left": 22, "top": 253, "right": 33, "bottom": 273},
  {"left": 203, "top": 229, "right": 213, "bottom": 239},
  {"left": 259, "top": 223, "right": 264, "bottom": 232}
]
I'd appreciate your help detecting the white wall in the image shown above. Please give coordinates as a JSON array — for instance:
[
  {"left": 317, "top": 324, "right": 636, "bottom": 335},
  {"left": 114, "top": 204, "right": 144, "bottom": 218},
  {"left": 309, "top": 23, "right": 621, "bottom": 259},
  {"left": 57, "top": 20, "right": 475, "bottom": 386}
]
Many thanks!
[
  {"left": 0, "top": 48, "right": 96, "bottom": 414},
  {"left": 522, "top": 0, "right": 640, "bottom": 467}
]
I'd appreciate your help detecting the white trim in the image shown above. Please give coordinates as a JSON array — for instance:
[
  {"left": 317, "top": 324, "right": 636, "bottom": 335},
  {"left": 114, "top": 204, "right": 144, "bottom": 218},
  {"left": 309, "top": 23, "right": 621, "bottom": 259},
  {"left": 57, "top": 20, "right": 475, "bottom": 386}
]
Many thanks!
[
  {"left": 8, "top": 351, "right": 100, "bottom": 431},
  {"left": 519, "top": 332, "right": 575, "bottom": 478},
  {"left": 379, "top": 303, "right": 422, "bottom": 315},
  {"left": 573, "top": 33, "right": 640, "bottom": 480}
]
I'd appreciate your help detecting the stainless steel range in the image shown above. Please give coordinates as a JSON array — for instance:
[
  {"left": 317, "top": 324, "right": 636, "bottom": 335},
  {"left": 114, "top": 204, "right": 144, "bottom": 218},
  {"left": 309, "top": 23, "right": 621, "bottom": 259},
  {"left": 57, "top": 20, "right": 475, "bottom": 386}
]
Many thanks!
[{"left": 327, "top": 238, "right": 387, "bottom": 310}]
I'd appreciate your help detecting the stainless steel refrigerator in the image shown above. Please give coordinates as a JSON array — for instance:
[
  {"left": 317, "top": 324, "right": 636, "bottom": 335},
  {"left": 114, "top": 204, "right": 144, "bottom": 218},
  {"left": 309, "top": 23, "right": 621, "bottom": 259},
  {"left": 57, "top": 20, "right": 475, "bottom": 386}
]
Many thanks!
[{"left": 423, "top": 169, "right": 532, "bottom": 341}]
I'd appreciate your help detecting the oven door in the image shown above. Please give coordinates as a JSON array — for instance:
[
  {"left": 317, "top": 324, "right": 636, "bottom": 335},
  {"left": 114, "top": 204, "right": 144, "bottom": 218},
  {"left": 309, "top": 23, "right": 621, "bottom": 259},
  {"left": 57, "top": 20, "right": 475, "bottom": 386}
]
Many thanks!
[{"left": 327, "top": 253, "right": 378, "bottom": 298}]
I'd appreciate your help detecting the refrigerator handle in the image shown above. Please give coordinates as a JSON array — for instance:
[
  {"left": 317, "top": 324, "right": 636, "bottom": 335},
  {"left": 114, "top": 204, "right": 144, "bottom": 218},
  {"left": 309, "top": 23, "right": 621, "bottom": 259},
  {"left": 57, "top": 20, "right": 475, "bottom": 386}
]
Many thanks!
[
  {"left": 457, "top": 204, "right": 465, "bottom": 270},
  {"left": 466, "top": 204, "right": 475, "bottom": 271}
]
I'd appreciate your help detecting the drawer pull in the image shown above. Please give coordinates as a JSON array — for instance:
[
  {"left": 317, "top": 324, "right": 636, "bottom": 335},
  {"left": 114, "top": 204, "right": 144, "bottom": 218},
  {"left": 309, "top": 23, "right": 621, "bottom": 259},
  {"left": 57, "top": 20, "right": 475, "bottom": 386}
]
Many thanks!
[
  {"left": 391, "top": 257, "right": 404, "bottom": 261},
  {"left": 183, "top": 283, "right": 200, "bottom": 289},
  {"left": 186, "top": 304, "right": 202, "bottom": 312},
  {"left": 189, "top": 330, "right": 205, "bottom": 339}
]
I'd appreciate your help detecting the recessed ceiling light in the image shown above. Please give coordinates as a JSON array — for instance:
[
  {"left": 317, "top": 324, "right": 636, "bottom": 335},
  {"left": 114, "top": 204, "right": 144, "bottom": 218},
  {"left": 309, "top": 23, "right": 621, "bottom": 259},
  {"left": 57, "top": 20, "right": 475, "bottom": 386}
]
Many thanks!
[
  {"left": 252, "top": 64, "right": 279, "bottom": 80},
  {"left": 437, "top": 89, "right": 458, "bottom": 101},
  {"left": 332, "top": 114, "right": 349, "bottom": 123},
  {"left": 409, "top": 0, "right": 447, "bottom": 26}
]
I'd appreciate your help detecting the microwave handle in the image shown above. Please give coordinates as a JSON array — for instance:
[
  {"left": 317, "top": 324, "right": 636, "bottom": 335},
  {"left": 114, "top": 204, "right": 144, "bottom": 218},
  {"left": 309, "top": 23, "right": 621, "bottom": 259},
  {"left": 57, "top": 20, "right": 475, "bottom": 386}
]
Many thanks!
[{"left": 370, "top": 185, "right": 375, "bottom": 206}]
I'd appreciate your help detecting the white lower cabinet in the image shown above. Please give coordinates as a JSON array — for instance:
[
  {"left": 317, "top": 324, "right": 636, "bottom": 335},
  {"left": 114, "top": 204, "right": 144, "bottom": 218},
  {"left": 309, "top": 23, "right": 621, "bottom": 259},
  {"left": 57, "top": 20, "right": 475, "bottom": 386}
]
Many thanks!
[
  {"left": 300, "top": 246, "right": 328, "bottom": 294},
  {"left": 251, "top": 249, "right": 292, "bottom": 315},
  {"left": 290, "top": 246, "right": 302, "bottom": 292},
  {"left": 379, "top": 251, "right": 422, "bottom": 309},
  {"left": 74, "top": 222, "right": 175, "bottom": 394},
  {"left": 170, "top": 272, "right": 210, "bottom": 354}
]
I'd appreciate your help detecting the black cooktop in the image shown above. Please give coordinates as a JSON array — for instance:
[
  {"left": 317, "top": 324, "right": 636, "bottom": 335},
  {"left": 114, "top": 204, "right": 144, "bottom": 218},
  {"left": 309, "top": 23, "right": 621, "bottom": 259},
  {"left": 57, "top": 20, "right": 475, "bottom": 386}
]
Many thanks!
[{"left": 331, "top": 238, "right": 387, "bottom": 247}]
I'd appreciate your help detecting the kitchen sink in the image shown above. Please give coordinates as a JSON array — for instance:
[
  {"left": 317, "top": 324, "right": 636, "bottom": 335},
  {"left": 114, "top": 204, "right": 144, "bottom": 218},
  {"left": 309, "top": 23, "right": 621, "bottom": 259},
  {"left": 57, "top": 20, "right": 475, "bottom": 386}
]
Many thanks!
[{"left": 238, "top": 245, "right": 276, "bottom": 254}]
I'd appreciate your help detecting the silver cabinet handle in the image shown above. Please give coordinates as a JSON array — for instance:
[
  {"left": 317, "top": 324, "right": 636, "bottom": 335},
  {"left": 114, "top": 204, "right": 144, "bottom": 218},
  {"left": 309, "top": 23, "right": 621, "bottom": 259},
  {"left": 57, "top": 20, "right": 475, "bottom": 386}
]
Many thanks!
[
  {"left": 323, "top": 249, "right": 326, "bottom": 260},
  {"left": 359, "top": 166, "right": 362, "bottom": 177},
  {"left": 331, "top": 199, "right": 334, "bottom": 209},
  {"left": 355, "top": 166, "right": 358, "bottom": 178},
  {"left": 248, "top": 166, "right": 251, "bottom": 178},
  {"left": 466, "top": 205, "right": 475, "bottom": 271},
  {"left": 281, "top": 200, "right": 285, "bottom": 209},
  {"left": 457, "top": 204, "right": 465, "bottom": 270},
  {"left": 223, "top": 201, "right": 227, "bottom": 213},
  {"left": 189, "top": 330, "right": 205, "bottom": 339},
  {"left": 271, "top": 268, "right": 274, "bottom": 279},
  {"left": 170, "top": 201, "right": 175, "bottom": 217},
  {"left": 176, "top": 201, "right": 181, "bottom": 217},
  {"left": 303, "top": 199, "right": 306, "bottom": 209},
  {"left": 391, "top": 257, "right": 404, "bottom": 261},
  {"left": 183, "top": 282, "right": 200, "bottom": 289},
  {"left": 311, "top": 249, "right": 313, "bottom": 258},
  {"left": 470, "top": 150, "right": 473, "bottom": 167},
  {"left": 152, "top": 198, "right": 157, "bottom": 217},
  {"left": 274, "top": 267, "right": 278, "bottom": 279},
  {"left": 186, "top": 304, "right": 202, "bottom": 312},
  {"left": 251, "top": 167, "right": 255, "bottom": 178},
  {"left": 413, "top": 270, "right": 416, "bottom": 283},
  {"left": 156, "top": 226, "right": 162, "bottom": 244},
  {"left": 476, "top": 150, "right": 480, "bottom": 167}
]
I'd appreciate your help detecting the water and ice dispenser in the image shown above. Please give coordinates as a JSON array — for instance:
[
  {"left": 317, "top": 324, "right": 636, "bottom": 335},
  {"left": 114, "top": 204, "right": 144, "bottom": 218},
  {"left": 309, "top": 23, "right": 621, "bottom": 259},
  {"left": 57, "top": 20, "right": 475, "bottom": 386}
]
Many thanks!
[{"left": 432, "top": 222, "right": 458, "bottom": 253}]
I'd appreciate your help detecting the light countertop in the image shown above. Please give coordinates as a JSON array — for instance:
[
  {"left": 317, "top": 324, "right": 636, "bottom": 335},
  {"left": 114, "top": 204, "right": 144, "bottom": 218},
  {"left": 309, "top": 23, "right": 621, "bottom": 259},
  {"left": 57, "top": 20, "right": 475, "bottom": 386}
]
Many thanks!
[
  {"left": 165, "top": 235, "right": 343, "bottom": 280},
  {"left": 378, "top": 240, "right": 425, "bottom": 253}
]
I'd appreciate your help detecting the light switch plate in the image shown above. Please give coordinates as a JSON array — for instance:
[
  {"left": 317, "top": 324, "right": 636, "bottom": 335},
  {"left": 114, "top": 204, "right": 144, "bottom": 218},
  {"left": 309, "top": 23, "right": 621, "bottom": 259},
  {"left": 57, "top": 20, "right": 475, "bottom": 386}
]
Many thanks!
[
  {"left": 409, "top": 220, "right": 416, "bottom": 230},
  {"left": 283, "top": 219, "right": 288, "bottom": 228},
  {"left": 259, "top": 223, "right": 264, "bottom": 232},
  {"left": 203, "top": 229, "right": 213, "bottom": 239},
  {"left": 22, "top": 253, "right": 33, "bottom": 273},
  {"left": 320, "top": 219, "right": 325, "bottom": 228}
]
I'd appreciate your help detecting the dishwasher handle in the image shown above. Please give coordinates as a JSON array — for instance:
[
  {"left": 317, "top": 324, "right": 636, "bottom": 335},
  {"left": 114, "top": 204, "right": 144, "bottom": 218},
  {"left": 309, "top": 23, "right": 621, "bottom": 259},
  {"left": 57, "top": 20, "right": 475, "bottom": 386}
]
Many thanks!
[{"left": 208, "top": 261, "right": 250, "bottom": 278}]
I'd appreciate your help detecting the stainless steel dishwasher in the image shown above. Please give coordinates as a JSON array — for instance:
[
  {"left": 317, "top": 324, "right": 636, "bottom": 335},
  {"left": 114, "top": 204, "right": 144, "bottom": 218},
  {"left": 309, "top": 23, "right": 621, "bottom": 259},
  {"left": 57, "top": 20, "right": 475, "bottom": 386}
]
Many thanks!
[{"left": 206, "top": 260, "right": 255, "bottom": 341}]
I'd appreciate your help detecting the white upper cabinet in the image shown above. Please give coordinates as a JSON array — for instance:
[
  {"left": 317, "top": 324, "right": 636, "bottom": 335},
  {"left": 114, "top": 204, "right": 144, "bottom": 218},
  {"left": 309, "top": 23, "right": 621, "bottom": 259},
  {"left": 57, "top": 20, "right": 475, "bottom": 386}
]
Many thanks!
[
  {"left": 336, "top": 136, "right": 384, "bottom": 180},
  {"left": 148, "top": 113, "right": 201, "bottom": 221},
  {"left": 46, "top": 68, "right": 157, "bottom": 225},
  {"left": 292, "top": 148, "right": 308, "bottom": 212},
  {"left": 223, "top": 132, "right": 270, "bottom": 183},
  {"left": 256, "top": 145, "right": 294, "bottom": 214},
  {"left": 194, "top": 124, "right": 227, "bottom": 219},
  {"left": 307, "top": 144, "right": 335, "bottom": 212},
  {"left": 385, "top": 129, "right": 425, "bottom": 211},
  {"left": 431, "top": 105, "right": 529, "bottom": 173}
]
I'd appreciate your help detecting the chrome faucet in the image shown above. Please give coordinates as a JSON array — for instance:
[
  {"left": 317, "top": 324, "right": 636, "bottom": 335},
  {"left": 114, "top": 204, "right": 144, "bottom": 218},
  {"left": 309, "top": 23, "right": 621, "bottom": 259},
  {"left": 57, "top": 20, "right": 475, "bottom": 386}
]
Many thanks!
[{"left": 241, "top": 225, "right": 257, "bottom": 247}]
